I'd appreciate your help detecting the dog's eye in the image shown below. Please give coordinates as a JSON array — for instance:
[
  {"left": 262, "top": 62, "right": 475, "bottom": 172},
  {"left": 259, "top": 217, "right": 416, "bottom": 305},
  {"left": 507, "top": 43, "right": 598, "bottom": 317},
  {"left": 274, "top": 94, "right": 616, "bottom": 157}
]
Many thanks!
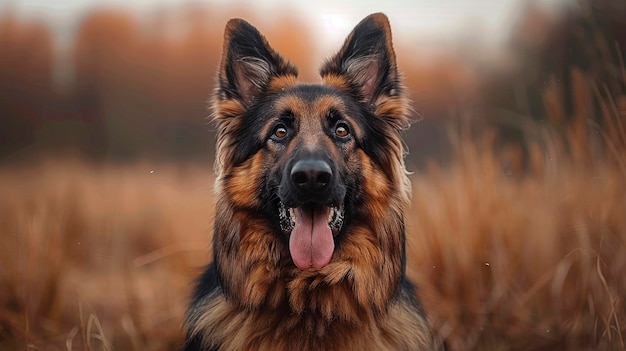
[
  {"left": 273, "top": 125, "right": 288, "bottom": 139},
  {"left": 335, "top": 123, "right": 350, "bottom": 138}
]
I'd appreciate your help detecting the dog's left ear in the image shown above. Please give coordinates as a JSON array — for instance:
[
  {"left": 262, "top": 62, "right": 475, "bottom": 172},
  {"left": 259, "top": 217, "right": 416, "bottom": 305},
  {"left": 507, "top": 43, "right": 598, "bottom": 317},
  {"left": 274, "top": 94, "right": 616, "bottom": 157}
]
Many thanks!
[{"left": 320, "top": 13, "right": 402, "bottom": 111}]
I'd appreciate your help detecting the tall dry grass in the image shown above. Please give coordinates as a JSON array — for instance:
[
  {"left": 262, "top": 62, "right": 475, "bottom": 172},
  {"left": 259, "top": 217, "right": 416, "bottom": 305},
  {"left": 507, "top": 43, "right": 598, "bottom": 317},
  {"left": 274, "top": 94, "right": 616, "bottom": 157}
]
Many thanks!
[
  {"left": 407, "top": 64, "right": 626, "bottom": 349},
  {"left": 2, "top": 87, "right": 626, "bottom": 350},
  {"left": 0, "top": 161, "right": 212, "bottom": 350},
  {"left": 2, "top": 112, "right": 625, "bottom": 350},
  {"left": 408, "top": 145, "right": 626, "bottom": 350}
]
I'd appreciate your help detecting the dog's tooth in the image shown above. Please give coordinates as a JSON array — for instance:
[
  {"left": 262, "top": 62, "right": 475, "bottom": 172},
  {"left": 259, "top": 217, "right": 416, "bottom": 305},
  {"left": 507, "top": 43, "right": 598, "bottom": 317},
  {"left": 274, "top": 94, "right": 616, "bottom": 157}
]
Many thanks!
[
  {"left": 289, "top": 208, "right": 296, "bottom": 221},
  {"left": 327, "top": 205, "right": 344, "bottom": 233},
  {"left": 278, "top": 202, "right": 295, "bottom": 232}
]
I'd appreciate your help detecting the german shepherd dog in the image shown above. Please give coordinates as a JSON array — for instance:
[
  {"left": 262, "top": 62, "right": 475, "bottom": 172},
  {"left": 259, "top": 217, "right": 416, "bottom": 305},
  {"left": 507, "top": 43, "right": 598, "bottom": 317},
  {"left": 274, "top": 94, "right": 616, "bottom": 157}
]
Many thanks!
[{"left": 183, "top": 13, "right": 435, "bottom": 351}]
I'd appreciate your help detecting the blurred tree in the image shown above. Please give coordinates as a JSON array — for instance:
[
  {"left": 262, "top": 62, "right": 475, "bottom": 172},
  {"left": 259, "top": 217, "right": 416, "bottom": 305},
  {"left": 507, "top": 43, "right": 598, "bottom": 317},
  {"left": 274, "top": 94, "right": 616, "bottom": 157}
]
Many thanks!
[
  {"left": 0, "top": 13, "right": 54, "bottom": 160},
  {"left": 72, "top": 9, "right": 142, "bottom": 159}
]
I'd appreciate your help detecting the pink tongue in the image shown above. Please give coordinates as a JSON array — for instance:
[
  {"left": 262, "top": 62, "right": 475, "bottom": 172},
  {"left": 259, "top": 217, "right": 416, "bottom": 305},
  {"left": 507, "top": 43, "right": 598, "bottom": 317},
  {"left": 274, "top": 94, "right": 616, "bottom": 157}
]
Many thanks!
[{"left": 289, "top": 207, "right": 334, "bottom": 270}]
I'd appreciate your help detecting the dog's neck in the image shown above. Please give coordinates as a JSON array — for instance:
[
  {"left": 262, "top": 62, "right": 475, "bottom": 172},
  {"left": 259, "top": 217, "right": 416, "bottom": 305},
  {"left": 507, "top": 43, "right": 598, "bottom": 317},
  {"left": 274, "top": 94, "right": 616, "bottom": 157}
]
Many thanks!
[{"left": 213, "top": 207, "right": 406, "bottom": 316}]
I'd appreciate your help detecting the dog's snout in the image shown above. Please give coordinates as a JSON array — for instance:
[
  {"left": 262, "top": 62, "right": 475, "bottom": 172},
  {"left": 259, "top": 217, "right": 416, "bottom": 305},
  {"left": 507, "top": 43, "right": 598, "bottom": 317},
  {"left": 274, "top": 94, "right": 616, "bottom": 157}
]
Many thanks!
[{"left": 290, "top": 160, "right": 332, "bottom": 192}]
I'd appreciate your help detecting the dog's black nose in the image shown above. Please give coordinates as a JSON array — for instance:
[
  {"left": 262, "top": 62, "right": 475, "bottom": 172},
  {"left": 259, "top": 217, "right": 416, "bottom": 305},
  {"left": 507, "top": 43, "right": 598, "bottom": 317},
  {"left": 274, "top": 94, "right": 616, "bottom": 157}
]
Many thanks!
[{"left": 291, "top": 160, "right": 332, "bottom": 192}]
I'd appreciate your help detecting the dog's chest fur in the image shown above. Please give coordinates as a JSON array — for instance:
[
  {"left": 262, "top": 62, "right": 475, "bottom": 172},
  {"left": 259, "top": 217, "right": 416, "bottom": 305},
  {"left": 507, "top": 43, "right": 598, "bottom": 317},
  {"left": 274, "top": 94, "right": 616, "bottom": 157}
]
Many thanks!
[{"left": 190, "top": 288, "right": 432, "bottom": 351}]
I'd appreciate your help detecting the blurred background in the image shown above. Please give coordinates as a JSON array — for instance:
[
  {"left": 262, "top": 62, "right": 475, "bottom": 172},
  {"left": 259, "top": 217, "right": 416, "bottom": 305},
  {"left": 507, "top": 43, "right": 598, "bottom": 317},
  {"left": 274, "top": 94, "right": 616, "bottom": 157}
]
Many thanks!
[
  {"left": 2, "top": 0, "right": 610, "bottom": 167},
  {"left": 1, "top": 0, "right": 626, "bottom": 350}
]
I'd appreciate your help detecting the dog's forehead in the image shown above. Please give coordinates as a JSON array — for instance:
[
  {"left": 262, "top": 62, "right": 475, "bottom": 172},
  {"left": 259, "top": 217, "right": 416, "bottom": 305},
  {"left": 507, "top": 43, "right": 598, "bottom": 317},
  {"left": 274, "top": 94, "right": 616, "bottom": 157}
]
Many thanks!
[{"left": 272, "top": 84, "right": 347, "bottom": 118}]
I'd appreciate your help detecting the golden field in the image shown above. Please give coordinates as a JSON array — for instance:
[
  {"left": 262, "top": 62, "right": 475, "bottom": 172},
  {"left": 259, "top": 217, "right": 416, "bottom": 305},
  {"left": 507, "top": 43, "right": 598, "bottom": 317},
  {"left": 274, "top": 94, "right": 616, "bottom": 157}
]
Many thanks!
[
  {"left": 1, "top": 109, "right": 625, "bottom": 351},
  {"left": 0, "top": 161, "right": 209, "bottom": 350}
]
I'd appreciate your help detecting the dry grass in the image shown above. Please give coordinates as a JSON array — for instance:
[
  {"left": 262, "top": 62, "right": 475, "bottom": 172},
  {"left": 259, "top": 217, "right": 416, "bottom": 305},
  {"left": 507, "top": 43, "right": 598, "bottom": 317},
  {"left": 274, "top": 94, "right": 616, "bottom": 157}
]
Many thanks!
[
  {"left": 406, "top": 65, "right": 626, "bottom": 350},
  {"left": 2, "top": 139, "right": 625, "bottom": 350},
  {"left": 0, "top": 161, "right": 212, "bottom": 350},
  {"left": 1, "top": 82, "right": 625, "bottom": 351},
  {"left": 408, "top": 144, "right": 626, "bottom": 350}
]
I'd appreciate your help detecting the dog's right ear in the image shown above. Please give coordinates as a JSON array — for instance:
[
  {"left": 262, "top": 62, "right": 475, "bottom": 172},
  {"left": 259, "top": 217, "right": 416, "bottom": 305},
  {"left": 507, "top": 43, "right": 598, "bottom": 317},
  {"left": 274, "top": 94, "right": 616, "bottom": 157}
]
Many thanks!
[
  {"left": 217, "top": 19, "right": 298, "bottom": 107},
  {"left": 320, "top": 13, "right": 409, "bottom": 131}
]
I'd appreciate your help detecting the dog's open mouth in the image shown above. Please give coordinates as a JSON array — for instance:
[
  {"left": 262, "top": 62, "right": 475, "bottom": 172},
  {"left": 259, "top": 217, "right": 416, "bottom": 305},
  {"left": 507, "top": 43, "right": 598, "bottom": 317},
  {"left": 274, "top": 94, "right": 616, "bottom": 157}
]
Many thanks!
[{"left": 279, "top": 202, "right": 344, "bottom": 270}]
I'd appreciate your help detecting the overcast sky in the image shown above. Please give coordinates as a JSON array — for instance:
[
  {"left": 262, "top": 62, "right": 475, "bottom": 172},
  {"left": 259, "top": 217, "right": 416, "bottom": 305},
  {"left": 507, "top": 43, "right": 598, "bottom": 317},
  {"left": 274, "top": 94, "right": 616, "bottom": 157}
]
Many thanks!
[{"left": 4, "top": 0, "right": 570, "bottom": 48}]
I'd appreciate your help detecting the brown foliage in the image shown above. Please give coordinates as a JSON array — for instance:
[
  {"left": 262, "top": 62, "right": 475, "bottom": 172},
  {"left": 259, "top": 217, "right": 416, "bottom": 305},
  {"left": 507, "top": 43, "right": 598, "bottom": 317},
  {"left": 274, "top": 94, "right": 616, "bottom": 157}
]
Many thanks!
[
  {"left": 0, "top": 13, "right": 54, "bottom": 158},
  {"left": 0, "top": 4, "right": 489, "bottom": 165}
]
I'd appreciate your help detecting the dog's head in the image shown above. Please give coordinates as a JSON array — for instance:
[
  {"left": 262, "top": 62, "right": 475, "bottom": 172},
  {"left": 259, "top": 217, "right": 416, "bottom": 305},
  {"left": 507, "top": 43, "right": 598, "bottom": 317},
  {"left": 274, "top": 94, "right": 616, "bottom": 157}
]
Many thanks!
[{"left": 212, "top": 13, "right": 411, "bottom": 272}]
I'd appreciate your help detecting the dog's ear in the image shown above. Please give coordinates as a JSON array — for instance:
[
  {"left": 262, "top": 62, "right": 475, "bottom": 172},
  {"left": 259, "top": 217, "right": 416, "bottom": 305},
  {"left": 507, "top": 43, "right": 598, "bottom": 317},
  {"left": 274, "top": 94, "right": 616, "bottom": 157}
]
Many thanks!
[
  {"left": 320, "top": 13, "right": 401, "bottom": 108},
  {"left": 218, "top": 19, "right": 298, "bottom": 106}
]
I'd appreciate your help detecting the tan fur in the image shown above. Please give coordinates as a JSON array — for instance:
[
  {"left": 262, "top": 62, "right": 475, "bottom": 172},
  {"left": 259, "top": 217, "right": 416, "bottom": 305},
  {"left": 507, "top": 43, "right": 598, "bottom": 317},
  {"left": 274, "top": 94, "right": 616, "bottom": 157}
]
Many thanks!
[{"left": 191, "top": 292, "right": 432, "bottom": 351}]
